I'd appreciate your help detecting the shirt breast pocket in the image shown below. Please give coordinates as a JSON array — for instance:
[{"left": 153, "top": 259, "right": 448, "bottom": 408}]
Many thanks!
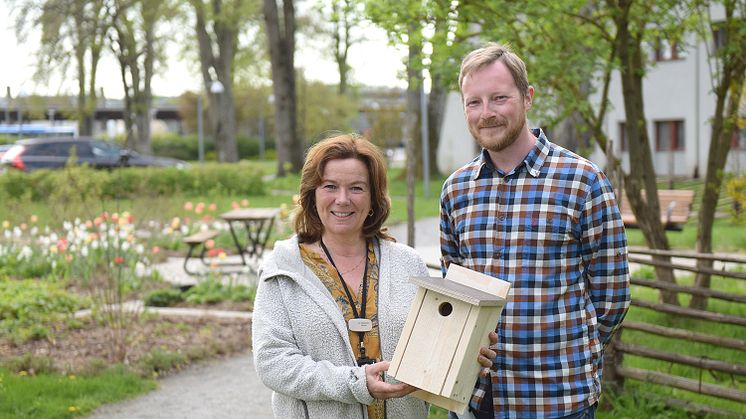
[{"left": 522, "top": 210, "right": 575, "bottom": 268}]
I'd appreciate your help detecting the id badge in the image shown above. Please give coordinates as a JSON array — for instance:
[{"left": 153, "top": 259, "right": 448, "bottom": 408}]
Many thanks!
[{"left": 348, "top": 318, "right": 373, "bottom": 332}]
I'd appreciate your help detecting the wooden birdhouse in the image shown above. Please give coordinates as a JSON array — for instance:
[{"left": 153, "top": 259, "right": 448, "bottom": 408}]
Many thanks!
[{"left": 388, "top": 264, "right": 511, "bottom": 414}]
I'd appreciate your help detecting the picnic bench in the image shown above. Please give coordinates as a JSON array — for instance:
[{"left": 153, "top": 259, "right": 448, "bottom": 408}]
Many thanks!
[
  {"left": 618, "top": 189, "right": 695, "bottom": 231},
  {"left": 182, "top": 230, "right": 220, "bottom": 275}
]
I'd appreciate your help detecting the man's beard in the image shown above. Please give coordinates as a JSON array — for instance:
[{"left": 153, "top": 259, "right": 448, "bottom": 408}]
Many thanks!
[{"left": 471, "top": 116, "right": 523, "bottom": 153}]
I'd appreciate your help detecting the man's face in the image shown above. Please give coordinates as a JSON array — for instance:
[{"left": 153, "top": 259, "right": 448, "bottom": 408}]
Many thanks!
[{"left": 461, "top": 60, "right": 533, "bottom": 153}]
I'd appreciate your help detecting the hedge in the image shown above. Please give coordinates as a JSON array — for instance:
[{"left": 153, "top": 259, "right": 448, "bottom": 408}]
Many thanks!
[
  {"left": 150, "top": 133, "right": 276, "bottom": 161},
  {"left": 0, "top": 162, "right": 267, "bottom": 202}
]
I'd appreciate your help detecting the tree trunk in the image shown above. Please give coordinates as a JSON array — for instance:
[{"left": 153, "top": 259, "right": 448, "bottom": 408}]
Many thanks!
[
  {"left": 264, "top": 0, "right": 302, "bottom": 175},
  {"left": 332, "top": 0, "right": 352, "bottom": 95},
  {"left": 193, "top": 0, "right": 239, "bottom": 162},
  {"left": 613, "top": 0, "right": 678, "bottom": 304},
  {"left": 404, "top": 23, "right": 421, "bottom": 247},
  {"left": 427, "top": 83, "right": 445, "bottom": 176},
  {"left": 691, "top": 11, "right": 746, "bottom": 308}
]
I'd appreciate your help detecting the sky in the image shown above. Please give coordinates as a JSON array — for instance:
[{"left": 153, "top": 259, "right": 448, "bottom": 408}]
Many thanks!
[{"left": 0, "top": 7, "right": 407, "bottom": 100}]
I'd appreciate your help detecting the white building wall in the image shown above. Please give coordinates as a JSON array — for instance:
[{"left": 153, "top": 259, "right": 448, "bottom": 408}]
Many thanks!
[
  {"left": 437, "top": 91, "right": 478, "bottom": 174},
  {"left": 592, "top": 4, "right": 746, "bottom": 177}
]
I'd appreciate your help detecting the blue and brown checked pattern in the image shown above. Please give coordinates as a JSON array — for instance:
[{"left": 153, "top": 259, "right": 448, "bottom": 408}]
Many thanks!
[{"left": 440, "top": 129, "right": 630, "bottom": 418}]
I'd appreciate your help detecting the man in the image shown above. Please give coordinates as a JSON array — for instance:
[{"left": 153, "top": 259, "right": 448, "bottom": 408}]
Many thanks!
[{"left": 440, "top": 43, "right": 630, "bottom": 418}]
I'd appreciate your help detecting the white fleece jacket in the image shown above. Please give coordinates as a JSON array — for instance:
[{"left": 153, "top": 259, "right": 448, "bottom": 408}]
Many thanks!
[{"left": 252, "top": 235, "right": 430, "bottom": 419}]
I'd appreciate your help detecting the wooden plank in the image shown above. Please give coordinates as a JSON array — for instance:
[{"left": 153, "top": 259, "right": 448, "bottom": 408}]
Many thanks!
[
  {"left": 441, "top": 304, "right": 503, "bottom": 402},
  {"left": 628, "top": 247, "right": 746, "bottom": 264},
  {"left": 220, "top": 207, "right": 280, "bottom": 221},
  {"left": 410, "top": 390, "right": 468, "bottom": 415},
  {"left": 445, "top": 263, "right": 511, "bottom": 299},
  {"left": 617, "top": 366, "right": 746, "bottom": 403},
  {"left": 615, "top": 342, "right": 746, "bottom": 376},
  {"left": 409, "top": 276, "right": 507, "bottom": 306},
  {"left": 183, "top": 230, "right": 219, "bottom": 244},
  {"left": 389, "top": 287, "right": 427, "bottom": 377},
  {"left": 619, "top": 189, "right": 695, "bottom": 228},
  {"left": 632, "top": 299, "right": 746, "bottom": 326},
  {"left": 630, "top": 278, "right": 746, "bottom": 303},
  {"left": 393, "top": 292, "right": 471, "bottom": 394},
  {"left": 622, "top": 320, "right": 746, "bottom": 352},
  {"left": 628, "top": 256, "right": 746, "bottom": 281}
]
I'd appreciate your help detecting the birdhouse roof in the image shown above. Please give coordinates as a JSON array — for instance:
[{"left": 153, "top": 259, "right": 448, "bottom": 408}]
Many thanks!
[{"left": 410, "top": 276, "right": 507, "bottom": 306}]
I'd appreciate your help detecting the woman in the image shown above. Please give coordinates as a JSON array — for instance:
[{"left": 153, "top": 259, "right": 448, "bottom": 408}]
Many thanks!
[{"left": 252, "top": 134, "right": 494, "bottom": 418}]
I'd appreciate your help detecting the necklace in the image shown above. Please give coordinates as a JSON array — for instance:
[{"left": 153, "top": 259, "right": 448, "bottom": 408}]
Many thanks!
[{"left": 319, "top": 242, "right": 367, "bottom": 275}]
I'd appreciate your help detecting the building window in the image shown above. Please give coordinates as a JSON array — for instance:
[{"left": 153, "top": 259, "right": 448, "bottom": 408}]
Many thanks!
[
  {"left": 655, "top": 120, "right": 685, "bottom": 151},
  {"left": 732, "top": 127, "right": 746, "bottom": 150},
  {"left": 619, "top": 122, "right": 628, "bottom": 151},
  {"left": 712, "top": 24, "right": 727, "bottom": 51},
  {"left": 654, "top": 38, "right": 686, "bottom": 61}
]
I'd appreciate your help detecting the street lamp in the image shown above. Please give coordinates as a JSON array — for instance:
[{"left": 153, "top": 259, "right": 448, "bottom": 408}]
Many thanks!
[
  {"left": 197, "top": 94, "right": 204, "bottom": 162},
  {"left": 197, "top": 80, "right": 225, "bottom": 163},
  {"left": 260, "top": 94, "right": 274, "bottom": 161}
]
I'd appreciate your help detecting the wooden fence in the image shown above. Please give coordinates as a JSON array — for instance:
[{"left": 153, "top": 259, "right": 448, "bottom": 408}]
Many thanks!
[{"left": 604, "top": 247, "right": 746, "bottom": 417}]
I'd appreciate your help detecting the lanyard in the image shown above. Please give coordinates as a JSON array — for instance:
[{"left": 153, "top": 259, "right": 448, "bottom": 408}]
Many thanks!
[{"left": 319, "top": 239, "right": 375, "bottom": 365}]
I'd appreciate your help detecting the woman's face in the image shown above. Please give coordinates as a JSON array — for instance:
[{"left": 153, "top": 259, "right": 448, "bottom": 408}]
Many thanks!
[{"left": 315, "top": 158, "right": 372, "bottom": 242}]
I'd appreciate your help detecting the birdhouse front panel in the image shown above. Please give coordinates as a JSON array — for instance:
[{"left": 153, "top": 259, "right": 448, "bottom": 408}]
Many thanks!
[{"left": 389, "top": 289, "right": 472, "bottom": 395}]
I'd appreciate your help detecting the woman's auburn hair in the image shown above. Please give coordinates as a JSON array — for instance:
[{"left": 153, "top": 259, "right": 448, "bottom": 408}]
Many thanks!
[{"left": 294, "top": 133, "right": 393, "bottom": 243}]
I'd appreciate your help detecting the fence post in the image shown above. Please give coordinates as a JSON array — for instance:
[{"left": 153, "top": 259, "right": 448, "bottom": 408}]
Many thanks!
[{"left": 602, "top": 328, "right": 625, "bottom": 390}]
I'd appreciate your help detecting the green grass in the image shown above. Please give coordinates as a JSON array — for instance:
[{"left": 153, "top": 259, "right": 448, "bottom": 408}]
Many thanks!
[
  {"left": 0, "top": 366, "right": 155, "bottom": 419},
  {"left": 624, "top": 218, "right": 746, "bottom": 253}
]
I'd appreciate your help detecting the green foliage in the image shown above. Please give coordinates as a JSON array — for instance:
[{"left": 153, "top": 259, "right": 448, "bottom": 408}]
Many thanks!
[
  {"left": 2, "top": 353, "right": 56, "bottom": 375},
  {"left": 630, "top": 266, "right": 655, "bottom": 280},
  {"left": 184, "top": 279, "right": 256, "bottom": 305},
  {"left": 137, "top": 349, "right": 187, "bottom": 376},
  {"left": 0, "top": 279, "right": 86, "bottom": 344},
  {"left": 725, "top": 174, "right": 746, "bottom": 225},
  {"left": 0, "top": 247, "right": 63, "bottom": 279},
  {"left": 150, "top": 133, "right": 274, "bottom": 161},
  {"left": 143, "top": 288, "right": 185, "bottom": 307},
  {"left": 600, "top": 387, "right": 691, "bottom": 418},
  {"left": 0, "top": 365, "right": 155, "bottom": 418},
  {"left": 0, "top": 163, "right": 266, "bottom": 204}
]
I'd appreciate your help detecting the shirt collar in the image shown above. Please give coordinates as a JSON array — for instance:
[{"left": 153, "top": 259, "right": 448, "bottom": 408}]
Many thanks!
[{"left": 473, "top": 128, "right": 549, "bottom": 180}]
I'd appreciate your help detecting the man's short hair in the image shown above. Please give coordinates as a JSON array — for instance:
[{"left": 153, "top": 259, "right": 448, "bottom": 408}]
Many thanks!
[{"left": 459, "top": 43, "right": 530, "bottom": 98}]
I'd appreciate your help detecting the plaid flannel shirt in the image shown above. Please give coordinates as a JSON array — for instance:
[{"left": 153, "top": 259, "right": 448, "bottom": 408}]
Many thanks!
[{"left": 440, "top": 129, "right": 630, "bottom": 418}]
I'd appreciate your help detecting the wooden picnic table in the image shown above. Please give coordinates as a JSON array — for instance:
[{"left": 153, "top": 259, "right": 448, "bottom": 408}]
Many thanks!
[{"left": 220, "top": 208, "right": 281, "bottom": 266}]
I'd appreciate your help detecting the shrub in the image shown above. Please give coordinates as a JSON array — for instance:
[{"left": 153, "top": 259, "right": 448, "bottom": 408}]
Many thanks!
[
  {"left": 725, "top": 174, "right": 746, "bottom": 225},
  {"left": 138, "top": 349, "right": 187, "bottom": 376},
  {"left": 0, "top": 163, "right": 266, "bottom": 203},
  {"left": 1, "top": 353, "right": 57, "bottom": 375},
  {"left": 0, "top": 279, "right": 86, "bottom": 343},
  {"left": 144, "top": 288, "right": 184, "bottom": 307},
  {"left": 184, "top": 279, "right": 256, "bottom": 305},
  {"left": 150, "top": 133, "right": 275, "bottom": 161}
]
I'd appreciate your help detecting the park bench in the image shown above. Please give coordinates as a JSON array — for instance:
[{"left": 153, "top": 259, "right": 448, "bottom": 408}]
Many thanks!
[
  {"left": 618, "top": 189, "right": 695, "bottom": 231},
  {"left": 182, "top": 230, "right": 220, "bottom": 275}
]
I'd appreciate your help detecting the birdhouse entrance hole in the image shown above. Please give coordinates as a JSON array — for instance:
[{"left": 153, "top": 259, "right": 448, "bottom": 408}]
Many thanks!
[{"left": 438, "top": 302, "right": 453, "bottom": 316}]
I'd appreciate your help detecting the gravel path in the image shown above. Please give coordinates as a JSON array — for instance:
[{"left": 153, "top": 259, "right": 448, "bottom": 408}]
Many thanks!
[{"left": 87, "top": 352, "right": 272, "bottom": 419}]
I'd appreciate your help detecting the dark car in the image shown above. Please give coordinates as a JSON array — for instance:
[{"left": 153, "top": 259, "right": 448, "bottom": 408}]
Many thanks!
[{"left": 0, "top": 137, "right": 187, "bottom": 172}]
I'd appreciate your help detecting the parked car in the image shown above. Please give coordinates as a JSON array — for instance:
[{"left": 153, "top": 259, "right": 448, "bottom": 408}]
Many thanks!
[{"left": 0, "top": 137, "right": 187, "bottom": 172}]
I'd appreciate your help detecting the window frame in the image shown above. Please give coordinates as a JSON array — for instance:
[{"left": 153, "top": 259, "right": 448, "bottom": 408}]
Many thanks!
[{"left": 655, "top": 120, "right": 685, "bottom": 152}]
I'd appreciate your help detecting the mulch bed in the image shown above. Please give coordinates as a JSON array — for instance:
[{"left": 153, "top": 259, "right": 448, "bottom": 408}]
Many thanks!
[{"left": 0, "top": 313, "right": 251, "bottom": 375}]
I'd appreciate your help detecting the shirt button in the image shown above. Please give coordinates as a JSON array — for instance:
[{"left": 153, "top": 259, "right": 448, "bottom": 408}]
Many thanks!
[{"left": 499, "top": 215, "right": 506, "bottom": 221}]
